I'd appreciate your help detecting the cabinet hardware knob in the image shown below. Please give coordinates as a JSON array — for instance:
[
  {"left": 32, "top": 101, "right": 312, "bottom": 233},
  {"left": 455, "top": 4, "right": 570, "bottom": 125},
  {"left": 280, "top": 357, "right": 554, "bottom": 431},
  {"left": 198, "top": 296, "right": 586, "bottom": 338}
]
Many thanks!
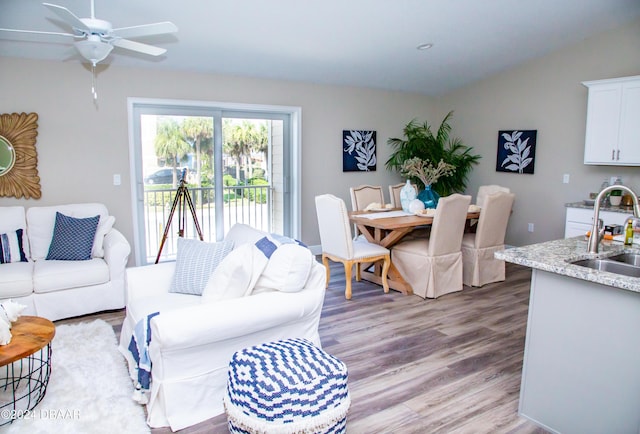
[
  {"left": 617, "top": 149, "right": 620, "bottom": 160},
  {"left": 612, "top": 149, "right": 615, "bottom": 160}
]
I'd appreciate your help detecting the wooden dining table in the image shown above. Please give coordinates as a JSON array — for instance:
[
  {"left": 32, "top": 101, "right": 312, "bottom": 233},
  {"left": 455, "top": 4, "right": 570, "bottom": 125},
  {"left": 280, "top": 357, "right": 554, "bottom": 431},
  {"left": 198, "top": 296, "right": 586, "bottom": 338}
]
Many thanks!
[{"left": 349, "top": 208, "right": 480, "bottom": 295}]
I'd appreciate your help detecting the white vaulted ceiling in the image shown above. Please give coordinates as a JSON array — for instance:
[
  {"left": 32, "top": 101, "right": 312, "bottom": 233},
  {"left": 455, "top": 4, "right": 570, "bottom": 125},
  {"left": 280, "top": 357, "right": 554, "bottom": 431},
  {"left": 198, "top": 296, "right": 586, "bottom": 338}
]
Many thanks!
[{"left": 1, "top": 0, "right": 639, "bottom": 95}]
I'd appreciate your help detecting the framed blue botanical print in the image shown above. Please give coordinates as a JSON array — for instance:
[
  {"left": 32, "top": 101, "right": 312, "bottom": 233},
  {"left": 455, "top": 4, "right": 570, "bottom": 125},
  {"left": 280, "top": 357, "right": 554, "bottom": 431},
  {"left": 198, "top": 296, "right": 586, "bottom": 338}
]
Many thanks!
[
  {"left": 496, "top": 130, "right": 536, "bottom": 174},
  {"left": 343, "top": 130, "right": 376, "bottom": 172}
]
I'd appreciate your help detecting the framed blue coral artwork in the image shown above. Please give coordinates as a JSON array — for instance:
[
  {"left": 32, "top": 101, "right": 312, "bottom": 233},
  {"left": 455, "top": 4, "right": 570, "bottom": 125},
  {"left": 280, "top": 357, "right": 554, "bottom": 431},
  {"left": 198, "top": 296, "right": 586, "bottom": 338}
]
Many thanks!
[
  {"left": 343, "top": 130, "right": 376, "bottom": 172},
  {"left": 496, "top": 130, "right": 536, "bottom": 174}
]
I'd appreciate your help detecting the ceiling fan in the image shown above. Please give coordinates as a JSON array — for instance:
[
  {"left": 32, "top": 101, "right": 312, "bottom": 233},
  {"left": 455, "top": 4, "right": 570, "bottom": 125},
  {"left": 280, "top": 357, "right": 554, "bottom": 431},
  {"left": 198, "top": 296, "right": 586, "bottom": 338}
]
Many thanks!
[{"left": 0, "top": 0, "right": 178, "bottom": 99}]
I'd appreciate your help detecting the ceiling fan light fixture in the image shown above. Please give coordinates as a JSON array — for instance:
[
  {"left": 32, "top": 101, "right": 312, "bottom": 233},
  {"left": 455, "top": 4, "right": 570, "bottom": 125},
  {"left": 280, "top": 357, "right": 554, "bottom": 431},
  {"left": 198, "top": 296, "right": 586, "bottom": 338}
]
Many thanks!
[
  {"left": 4, "top": 0, "right": 178, "bottom": 102},
  {"left": 75, "top": 35, "right": 113, "bottom": 64}
]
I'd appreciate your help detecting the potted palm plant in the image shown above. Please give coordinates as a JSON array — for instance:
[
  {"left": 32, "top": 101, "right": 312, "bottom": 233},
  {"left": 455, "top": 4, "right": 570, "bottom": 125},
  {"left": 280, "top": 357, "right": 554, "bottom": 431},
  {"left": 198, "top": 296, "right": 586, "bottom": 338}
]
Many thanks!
[{"left": 386, "top": 111, "right": 481, "bottom": 196}]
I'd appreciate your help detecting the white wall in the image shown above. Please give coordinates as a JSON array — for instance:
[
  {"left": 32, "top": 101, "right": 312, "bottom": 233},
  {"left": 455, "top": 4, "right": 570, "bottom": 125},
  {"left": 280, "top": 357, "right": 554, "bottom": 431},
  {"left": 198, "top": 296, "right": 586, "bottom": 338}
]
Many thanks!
[
  {"left": 0, "top": 57, "right": 436, "bottom": 253},
  {"left": 438, "top": 18, "right": 640, "bottom": 246}
]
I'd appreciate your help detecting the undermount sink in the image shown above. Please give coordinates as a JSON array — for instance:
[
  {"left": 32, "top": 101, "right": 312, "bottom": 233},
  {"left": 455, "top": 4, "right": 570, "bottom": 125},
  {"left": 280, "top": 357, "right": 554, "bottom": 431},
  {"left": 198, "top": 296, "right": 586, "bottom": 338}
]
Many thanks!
[
  {"left": 608, "top": 253, "right": 640, "bottom": 267},
  {"left": 571, "top": 258, "right": 640, "bottom": 278}
]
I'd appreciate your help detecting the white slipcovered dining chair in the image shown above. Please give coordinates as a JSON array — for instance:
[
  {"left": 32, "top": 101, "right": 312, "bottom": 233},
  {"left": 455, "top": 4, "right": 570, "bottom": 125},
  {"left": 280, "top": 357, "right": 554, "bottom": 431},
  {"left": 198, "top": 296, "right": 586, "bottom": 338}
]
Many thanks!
[
  {"left": 315, "top": 194, "right": 390, "bottom": 300},
  {"left": 476, "top": 185, "right": 510, "bottom": 208},
  {"left": 462, "top": 191, "right": 515, "bottom": 287},
  {"left": 392, "top": 194, "right": 471, "bottom": 299}
]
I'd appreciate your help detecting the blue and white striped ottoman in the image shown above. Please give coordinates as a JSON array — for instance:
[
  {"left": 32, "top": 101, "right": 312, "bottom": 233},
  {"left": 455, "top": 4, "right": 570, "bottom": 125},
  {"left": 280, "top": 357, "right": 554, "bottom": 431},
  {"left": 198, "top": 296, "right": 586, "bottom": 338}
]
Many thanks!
[{"left": 224, "top": 338, "right": 350, "bottom": 434}]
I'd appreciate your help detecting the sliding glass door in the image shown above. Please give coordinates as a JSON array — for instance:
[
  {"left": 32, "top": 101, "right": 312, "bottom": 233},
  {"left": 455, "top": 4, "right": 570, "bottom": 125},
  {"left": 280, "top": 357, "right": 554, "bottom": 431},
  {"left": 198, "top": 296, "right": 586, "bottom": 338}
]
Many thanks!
[{"left": 129, "top": 100, "right": 297, "bottom": 265}]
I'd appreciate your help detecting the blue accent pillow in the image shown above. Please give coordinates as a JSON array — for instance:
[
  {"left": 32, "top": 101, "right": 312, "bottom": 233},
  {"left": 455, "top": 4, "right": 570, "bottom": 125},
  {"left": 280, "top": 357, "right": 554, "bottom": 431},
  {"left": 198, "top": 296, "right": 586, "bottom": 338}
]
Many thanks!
[
  {"left": 254, "top": 236, "right": 278, "bottom": 259},
  {"left": 46, "top": 212, "right": 100, "bottom": 261},
  {"left": 0, "top": 229, "right": 28, "bottom": 264},
  {"left": 269, "top": 232, "right": 307, "bottom": 248},
  {"left": 170, "top": 238, "right": 234, "bottom": 295},
  {"left": 254, "top": 234, "right": 308, "bottom": 260}
]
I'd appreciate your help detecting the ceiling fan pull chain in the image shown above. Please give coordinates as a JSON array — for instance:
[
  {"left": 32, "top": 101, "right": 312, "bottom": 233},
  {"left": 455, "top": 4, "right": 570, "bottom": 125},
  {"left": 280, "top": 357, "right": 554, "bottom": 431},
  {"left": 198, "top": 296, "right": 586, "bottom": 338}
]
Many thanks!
[{"left": 91, "top": 61, "right": 98, "bottom": 100}]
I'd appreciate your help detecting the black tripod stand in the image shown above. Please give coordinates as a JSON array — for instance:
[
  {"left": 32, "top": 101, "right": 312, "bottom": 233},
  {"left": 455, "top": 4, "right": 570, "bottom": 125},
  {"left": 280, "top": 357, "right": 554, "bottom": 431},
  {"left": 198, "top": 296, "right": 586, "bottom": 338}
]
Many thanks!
[{"left": 155, "top": 169, "right": 203, "bottom": 263}]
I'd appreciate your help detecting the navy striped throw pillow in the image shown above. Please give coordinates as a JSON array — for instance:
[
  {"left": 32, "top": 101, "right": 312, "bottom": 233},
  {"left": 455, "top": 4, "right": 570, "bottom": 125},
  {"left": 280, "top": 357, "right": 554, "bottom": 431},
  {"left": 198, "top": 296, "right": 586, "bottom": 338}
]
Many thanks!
[{"left": 0, "top": 229, "right": 28, "bottom": 264}]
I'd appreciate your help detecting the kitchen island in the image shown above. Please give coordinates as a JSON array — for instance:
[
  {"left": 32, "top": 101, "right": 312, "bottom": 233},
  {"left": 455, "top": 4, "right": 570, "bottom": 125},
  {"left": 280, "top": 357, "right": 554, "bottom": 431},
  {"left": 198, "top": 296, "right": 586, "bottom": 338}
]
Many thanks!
[{"left": 496, "top": 237, "right": 640, "bottom": 434}]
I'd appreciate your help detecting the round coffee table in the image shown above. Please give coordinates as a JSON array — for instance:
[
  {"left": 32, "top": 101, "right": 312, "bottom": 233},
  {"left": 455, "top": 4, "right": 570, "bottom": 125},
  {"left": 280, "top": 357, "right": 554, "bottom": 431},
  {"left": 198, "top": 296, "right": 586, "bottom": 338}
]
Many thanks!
[{"left": 0, "top": 316, "right": 55, "bottom": 425}]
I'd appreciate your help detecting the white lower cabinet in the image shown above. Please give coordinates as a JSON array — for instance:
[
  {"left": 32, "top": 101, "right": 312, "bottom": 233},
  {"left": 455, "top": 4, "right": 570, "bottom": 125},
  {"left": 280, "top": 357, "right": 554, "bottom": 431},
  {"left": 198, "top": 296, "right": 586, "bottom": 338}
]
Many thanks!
[{"left": 564, "top": 207, "right": 632, "bottom": 238}]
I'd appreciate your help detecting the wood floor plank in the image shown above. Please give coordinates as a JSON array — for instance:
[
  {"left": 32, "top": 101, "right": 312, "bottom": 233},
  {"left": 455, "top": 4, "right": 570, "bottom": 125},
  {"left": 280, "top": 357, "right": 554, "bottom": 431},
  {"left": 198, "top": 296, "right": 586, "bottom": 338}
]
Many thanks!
[{"left": 59, "top": 262, "right": 546, "bottom": 433}]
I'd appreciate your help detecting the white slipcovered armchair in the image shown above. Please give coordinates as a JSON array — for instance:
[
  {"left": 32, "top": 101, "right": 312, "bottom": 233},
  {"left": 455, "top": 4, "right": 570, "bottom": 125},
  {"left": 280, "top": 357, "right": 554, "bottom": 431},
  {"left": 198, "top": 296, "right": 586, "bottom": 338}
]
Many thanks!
[{"left": 118, "top": 224, "right": 326, "bottom": 431}]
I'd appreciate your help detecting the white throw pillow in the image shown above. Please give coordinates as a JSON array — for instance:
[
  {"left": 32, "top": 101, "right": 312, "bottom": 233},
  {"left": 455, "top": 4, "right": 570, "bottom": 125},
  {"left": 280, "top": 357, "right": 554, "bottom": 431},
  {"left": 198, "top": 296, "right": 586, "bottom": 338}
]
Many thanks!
[
  {"left": 92, "top": 215, "right": 115, "bottom": 258},
  {"left": 225, "top": 223, "right": 266, "bottom": 247},
  {"left": 254, "top": 243, "right": 314, "bottom": 293},
  {"left": 202, "top": 243, "right": 269, "bottom": 301}
]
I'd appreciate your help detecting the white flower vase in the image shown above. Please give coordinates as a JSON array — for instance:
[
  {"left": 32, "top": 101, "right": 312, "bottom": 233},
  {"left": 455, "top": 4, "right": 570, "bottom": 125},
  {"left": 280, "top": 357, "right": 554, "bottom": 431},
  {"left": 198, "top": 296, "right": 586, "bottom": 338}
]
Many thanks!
[{"left": 400, "top": 180, "right": 417, "bottom": 212}]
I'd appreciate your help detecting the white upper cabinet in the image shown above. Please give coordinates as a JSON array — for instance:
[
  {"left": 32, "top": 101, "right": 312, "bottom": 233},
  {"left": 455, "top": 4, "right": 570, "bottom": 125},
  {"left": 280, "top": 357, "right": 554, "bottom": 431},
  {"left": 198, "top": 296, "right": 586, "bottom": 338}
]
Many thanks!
[{"left": 583, "top": 75, "right": 640, "bottom": 165}]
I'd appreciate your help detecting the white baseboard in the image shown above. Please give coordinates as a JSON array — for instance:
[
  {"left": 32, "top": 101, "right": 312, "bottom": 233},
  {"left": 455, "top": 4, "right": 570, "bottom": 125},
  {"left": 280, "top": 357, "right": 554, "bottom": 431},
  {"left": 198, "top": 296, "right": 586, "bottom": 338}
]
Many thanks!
[{"left": 309, "top": 244, "right": 322, "bottom": 256}]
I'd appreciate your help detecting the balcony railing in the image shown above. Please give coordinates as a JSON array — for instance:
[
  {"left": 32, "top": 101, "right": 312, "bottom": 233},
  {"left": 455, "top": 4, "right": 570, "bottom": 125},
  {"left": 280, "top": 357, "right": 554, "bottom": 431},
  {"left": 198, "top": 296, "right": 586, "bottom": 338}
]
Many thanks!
[{"left": 143, "top": 184, "right": 270, "bottom": 263}]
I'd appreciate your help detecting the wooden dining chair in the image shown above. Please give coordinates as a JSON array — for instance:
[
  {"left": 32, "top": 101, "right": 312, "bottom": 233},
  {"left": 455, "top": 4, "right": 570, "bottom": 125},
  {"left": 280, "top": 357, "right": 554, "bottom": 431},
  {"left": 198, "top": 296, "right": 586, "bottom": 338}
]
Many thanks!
[
  {"left": 350, "top": 185, "right": 385, "bottom": 211},
  {"left": 388, "top": 183, "right": 404, "bottom": 208},
  {"left": 388, "top": 182, "right": 418, "bottom": 208},
  {"left": 462, "top": 191, "right": 515, "bottom": 287},
  {"left": 391, "top": 194, "right": 471, "bottom": 298},
  {"left": 349, "top": 185, "right": 385, "bottom": 237},
  {"left": 315, "top": 194, "right": 390, "bottom": 299}
]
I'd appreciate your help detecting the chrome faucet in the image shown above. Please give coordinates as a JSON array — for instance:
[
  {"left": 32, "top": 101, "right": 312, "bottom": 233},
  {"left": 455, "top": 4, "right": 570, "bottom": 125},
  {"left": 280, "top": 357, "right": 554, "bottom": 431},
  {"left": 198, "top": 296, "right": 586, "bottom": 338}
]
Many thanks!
[{"left": 587, "top": 185, "right": 640, "bottom": 253}]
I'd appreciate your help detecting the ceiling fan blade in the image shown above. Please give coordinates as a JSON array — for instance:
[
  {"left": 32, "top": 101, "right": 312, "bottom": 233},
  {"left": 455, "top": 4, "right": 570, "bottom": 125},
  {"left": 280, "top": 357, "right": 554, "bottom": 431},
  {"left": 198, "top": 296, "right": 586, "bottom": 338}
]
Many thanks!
[
  {"left": 112, "top": 38, "right": 166, "bottom": 56},
  {"left": 43, "top": 3, "right": 90, "bottom": 32},
  {"left": 0, "top": 28, "right": 77, "bottom": 43},
  {"left": 112, "top": 22, "right": 178, "bottom": 39}
]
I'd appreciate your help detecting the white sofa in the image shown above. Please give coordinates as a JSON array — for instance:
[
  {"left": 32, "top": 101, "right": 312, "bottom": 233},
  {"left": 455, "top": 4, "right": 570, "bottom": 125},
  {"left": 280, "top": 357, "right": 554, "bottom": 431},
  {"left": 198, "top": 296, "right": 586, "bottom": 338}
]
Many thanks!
[
  {"left": 118, "top": 224, "right": 326, "bottom": 431},
  {"left": 0, "top": 203, "right": 131, "bottom": 321}
]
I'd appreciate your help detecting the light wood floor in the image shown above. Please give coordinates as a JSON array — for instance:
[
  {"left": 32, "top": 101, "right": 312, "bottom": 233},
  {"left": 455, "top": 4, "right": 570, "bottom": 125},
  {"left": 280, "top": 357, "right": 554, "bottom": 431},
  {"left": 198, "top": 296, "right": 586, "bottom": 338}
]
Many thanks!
[{"left": 58, "top": 262, "right": 547, "bottom": 433}]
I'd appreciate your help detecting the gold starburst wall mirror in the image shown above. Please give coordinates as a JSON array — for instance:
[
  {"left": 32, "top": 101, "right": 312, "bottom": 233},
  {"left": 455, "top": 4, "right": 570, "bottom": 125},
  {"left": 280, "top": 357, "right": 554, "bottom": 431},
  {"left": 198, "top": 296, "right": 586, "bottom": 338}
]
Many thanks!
[{"left": 0, "top": 113, "right": 41, "bottom": 199}]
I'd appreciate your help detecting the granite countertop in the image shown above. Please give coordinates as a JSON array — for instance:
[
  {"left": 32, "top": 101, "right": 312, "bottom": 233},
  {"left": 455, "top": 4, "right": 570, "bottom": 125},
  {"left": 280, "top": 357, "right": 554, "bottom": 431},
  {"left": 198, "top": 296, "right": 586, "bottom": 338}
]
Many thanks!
[
  {"left": 566, "top": 201, "right": 637, "bottom": 214},
  {"left": 495, "top": 237, "right": 640, "bottom": 293}
]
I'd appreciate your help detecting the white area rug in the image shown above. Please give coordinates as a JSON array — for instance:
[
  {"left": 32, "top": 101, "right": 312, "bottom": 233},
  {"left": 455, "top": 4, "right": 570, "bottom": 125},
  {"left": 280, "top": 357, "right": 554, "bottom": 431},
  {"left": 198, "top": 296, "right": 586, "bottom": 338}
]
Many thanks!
[{"left": 5, "top": 319, "right": 150, "bottom": 434}]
